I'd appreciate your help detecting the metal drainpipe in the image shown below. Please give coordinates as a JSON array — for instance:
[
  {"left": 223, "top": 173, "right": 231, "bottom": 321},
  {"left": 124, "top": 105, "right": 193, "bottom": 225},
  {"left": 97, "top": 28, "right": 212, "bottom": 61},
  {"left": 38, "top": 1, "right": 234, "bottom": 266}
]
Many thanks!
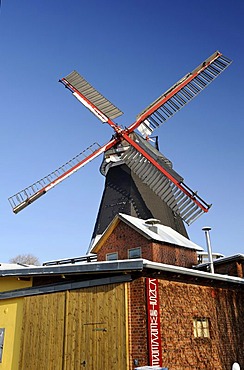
[{"left": 202, "top": 226, "right": 214, "bottom": 274}]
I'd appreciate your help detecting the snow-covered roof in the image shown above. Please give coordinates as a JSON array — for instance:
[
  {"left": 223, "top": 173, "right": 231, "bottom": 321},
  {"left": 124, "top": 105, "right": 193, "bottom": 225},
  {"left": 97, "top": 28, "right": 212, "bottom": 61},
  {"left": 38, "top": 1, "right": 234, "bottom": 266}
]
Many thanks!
[
  {"left": 91, "top": 213, "right": 203, "bottom": 253},
  {"left": 118, "top": 213, "right": 203, "bottom": 251},
  {"left": 0, "top": 263, "right": 37, "bottom": 270}
]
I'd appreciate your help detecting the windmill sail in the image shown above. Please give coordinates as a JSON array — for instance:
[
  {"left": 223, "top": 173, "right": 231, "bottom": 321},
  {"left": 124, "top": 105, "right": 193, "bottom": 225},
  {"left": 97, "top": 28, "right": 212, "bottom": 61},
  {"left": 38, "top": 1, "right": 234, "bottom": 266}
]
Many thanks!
[
  {"left": 60, "top": 71, "right": 123, "bottom": 122},
  {"left": 132, "top": 51, "right": 232, "bottom": 136},
  {"left": 120, "top": 134, "right": 210, "bottom": 225},
  {"left": 8, "top": 140, "right": 118, "bottom": 214}
]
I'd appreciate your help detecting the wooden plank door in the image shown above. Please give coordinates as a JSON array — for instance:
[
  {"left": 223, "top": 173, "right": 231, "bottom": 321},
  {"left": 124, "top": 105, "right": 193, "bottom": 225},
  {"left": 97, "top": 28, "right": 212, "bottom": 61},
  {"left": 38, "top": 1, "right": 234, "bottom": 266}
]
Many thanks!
[
  {"left": 19, "top": 283, "right": 128, "bottom": 370},
  {"left": 19, "top": 292, "right": 65, "bottom": 370},
  {"left": 64, "top": 283, "right": 128, "bottom": 370}
]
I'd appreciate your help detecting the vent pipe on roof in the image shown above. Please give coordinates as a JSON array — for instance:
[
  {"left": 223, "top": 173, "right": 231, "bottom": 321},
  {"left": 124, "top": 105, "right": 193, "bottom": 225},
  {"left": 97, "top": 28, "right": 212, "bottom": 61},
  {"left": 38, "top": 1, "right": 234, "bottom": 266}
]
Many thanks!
[
  {"left": 202, "top": 226, "right": 214, "bottom": 274},
  {"left": 145, "top": 218, "right": 161, "bottom": 234},
  {"left": 144, "top": 218, "right": 161, "bottom": 234},
  {"left": 144, "top": 218, "right": 161, "bottom": 225}
]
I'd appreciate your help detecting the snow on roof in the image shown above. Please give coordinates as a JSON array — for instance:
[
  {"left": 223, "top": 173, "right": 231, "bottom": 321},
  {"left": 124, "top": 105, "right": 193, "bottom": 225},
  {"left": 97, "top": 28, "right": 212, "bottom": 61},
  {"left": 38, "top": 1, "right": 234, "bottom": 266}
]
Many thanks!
[
  {"left": 0, "top": 263, "right": 37, "bottom": 270},
  {"left": 119, "top": 213, "right": 203, "bottom": 251}
]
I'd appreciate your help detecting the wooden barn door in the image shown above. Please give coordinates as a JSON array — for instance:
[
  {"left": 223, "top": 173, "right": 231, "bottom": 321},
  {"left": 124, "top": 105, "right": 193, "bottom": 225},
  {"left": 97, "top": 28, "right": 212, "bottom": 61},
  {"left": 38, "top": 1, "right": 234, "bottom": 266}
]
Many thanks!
[
  {"left": 64, "top": 283, "right": 128, "bottom": 369},
  {"left": 19, "top": 283, "right": 128, "bottom": 370},
  {"left": 19, "top": 292, "right": 66, "bottom": 370}
]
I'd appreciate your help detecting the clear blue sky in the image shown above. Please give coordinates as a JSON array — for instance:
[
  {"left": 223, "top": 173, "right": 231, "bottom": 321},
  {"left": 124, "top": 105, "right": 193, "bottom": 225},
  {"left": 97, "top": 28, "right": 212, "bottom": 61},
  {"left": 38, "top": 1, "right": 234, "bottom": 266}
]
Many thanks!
[{"left": 0, "top": 0, "right": 243, "bottom": 263}]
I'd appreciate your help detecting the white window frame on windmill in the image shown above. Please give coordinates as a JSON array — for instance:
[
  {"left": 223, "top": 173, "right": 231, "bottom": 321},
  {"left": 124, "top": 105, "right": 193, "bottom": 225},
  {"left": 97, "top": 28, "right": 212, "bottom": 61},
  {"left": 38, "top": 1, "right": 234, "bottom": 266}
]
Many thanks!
[
  {"left": 193, "top": 318, "right": 210, "bottom": 338},
  {"left": 128, "top": 247, "right": 142, "bottom": 259}
]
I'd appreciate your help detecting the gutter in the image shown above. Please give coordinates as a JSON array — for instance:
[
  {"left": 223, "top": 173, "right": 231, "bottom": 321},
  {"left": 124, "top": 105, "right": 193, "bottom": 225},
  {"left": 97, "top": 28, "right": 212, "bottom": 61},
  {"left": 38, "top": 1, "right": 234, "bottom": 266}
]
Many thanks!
[{"left": 143, "top": 260, "right": 244, "bottom": 285}]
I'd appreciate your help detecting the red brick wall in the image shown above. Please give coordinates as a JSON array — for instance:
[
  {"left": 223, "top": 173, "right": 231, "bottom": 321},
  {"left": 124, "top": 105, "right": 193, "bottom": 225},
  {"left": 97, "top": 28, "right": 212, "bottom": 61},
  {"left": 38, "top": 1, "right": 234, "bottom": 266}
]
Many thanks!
[
  {"left": 127, "top": 278, "right": 148, "bottom": 369},
  {"left": 127, "top": 277, "right": 244, "bottom": 369},
  {"left": 151, "top": 242, "right": 198, "bottom": 267},
  {"left": 158, "top": 280, "right": 244, "bottom": 369},
  {"left": 97, "top": 222, "right": 152, "bottom": 261},
  {"left": 97, "top": 221, "right": 198, "bottom": 267}
]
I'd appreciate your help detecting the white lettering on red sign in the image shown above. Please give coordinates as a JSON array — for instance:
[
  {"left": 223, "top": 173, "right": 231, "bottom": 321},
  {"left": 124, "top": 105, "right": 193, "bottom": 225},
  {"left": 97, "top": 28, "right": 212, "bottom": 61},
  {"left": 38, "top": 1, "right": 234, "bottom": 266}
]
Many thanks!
[{"left": 146, "top": 278, "right": 162, "bottom": 366}]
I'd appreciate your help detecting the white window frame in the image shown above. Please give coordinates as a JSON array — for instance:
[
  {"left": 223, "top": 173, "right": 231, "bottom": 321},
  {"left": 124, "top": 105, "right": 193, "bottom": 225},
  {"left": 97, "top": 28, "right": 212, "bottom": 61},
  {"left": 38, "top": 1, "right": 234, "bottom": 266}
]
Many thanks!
[
  {"left": 128, "top": 247, "right": 141, "bottom": 259},
  {"left": 193, "top": 318, "right": 210, "bottom": 338},
  {"left": 106, "top": 252, "right": 118, "bottom": 261}
]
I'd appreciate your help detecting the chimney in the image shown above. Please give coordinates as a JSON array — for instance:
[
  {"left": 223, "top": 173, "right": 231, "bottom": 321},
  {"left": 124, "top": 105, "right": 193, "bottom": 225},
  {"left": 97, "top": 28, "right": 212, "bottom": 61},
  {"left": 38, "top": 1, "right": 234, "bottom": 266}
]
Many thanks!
[{"left": 202, "top": 226, "right": 214, "bottom": 273}]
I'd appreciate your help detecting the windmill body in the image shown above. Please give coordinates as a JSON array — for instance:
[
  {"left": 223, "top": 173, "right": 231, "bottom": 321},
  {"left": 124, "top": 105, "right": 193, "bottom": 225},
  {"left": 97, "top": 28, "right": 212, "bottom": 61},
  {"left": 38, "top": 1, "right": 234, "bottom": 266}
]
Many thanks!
[
  {"left": 8, "top": 51, "right": 232, "bottom": 248},
  {"left": 91, "top": 137, "right": 188, "bottom": 247}
]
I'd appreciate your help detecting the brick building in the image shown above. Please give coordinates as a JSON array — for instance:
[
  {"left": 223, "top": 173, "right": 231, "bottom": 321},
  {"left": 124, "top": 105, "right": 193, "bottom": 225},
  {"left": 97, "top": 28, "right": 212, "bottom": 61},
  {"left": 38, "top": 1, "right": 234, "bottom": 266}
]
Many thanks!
[
  {"left": 0, "top": 213, "right": 243, "bottom": 369},
  {"left": 196, "top": 253, "right": 244, "bottom": 278}
]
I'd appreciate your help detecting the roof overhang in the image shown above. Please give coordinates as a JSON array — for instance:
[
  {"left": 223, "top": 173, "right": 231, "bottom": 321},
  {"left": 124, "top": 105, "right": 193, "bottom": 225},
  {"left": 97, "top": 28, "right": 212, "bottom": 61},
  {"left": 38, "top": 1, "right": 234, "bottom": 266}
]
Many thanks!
[
  {"left": 0, "top": 259, "right": 243, "bottom": 286},
  {"left": 143, "top": 260, "right": 244, "bottom": 286},
  {"left": 0, "top": 259, "right": 144, "bottom": 278}
]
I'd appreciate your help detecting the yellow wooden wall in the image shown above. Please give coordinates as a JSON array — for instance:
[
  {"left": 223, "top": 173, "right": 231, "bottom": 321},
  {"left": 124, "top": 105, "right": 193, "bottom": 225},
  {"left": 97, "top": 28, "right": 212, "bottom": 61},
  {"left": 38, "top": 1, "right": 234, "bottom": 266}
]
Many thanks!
[
  {"left": 19, "top": 283, "right": 128, "bottom": 370},
  {"left": 0, "top": 299, "right": 25, "bottom": 370},
  {"left": 0, "top": 277, "right": 32, "bottom": 370}
]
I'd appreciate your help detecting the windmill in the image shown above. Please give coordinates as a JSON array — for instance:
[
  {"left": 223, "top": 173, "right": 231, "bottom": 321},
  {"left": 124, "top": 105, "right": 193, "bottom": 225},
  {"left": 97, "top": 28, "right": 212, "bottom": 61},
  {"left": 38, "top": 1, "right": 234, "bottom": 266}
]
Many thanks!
[{"left": 8, "top": 51, "right": 232, "bottom": 246}]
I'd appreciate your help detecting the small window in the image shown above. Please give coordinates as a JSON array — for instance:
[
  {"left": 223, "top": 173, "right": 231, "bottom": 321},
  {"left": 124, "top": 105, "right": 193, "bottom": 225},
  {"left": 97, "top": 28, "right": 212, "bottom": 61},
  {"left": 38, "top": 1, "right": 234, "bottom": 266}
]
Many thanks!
[
  {"left": 106, "top": 252, "right": 118, "bottom": 261},
  {"left": 197, "top": 254, "right": 203, "bottom": 264},
  {"left": 193, "top": 318, "right": 210, "bottom": 338},
  {"left": 128, "top": 247, "right": 141, "bottom": 259}
]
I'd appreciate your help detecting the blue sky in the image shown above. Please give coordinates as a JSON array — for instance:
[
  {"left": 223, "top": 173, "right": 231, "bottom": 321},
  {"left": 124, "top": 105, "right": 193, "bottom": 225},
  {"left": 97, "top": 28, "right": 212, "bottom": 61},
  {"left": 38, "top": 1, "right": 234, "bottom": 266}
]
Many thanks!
[{"left": 0, "top": 0, "right": 243, "bottom": 263}]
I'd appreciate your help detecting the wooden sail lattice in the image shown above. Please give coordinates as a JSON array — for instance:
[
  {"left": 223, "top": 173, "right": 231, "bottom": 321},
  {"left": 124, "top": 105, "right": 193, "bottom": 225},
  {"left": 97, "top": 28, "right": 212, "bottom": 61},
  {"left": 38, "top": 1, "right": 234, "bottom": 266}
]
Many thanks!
[
  {"left": 136, "top": 52, "right": 232, "bottom": 136},
  {"left": 8, "top": 142, "right": 102, "bottom": 213}
]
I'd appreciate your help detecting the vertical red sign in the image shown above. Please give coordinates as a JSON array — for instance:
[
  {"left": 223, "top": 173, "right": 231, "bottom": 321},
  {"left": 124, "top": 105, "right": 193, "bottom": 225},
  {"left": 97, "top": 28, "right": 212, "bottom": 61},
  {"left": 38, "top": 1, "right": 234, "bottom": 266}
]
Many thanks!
[{"left": 146, "top": 278, "right": 162, "bottom": 367}]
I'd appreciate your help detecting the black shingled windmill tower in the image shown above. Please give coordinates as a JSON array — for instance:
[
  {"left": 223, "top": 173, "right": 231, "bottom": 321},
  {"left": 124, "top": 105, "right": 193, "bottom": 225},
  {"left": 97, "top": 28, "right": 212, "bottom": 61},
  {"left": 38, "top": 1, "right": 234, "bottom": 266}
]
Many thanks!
[{"left": 9, "top": 51, "right": 232, "bottom": 247}]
